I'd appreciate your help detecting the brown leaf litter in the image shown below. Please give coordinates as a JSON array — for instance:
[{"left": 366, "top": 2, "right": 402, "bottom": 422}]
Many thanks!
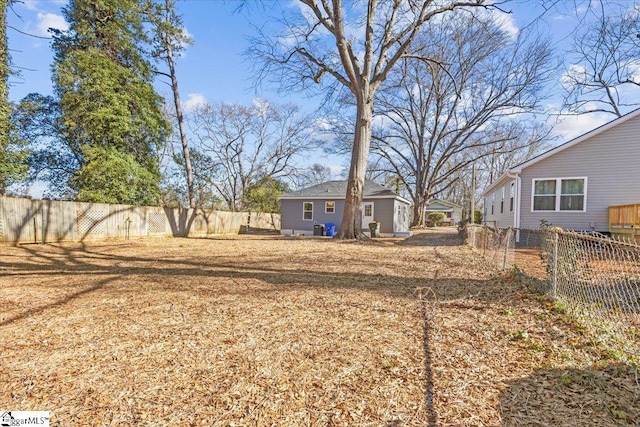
[{"left": 1, "top": 229, "right": 638, "bottom": 426}]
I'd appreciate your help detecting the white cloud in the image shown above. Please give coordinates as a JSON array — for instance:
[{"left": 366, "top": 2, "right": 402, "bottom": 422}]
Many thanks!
[
  {"left": 560, "top": 64, "right": 588, "bottom": 90},
  {"left": 549, "top": 112, "right": 611, "bottom": 141},
  {"left": 21, "top": 0, "right": 39, "bottom": 11},
  {"left": 329, "top": 164, "right": 346, "bottom": 177},
  {"left": 494, "top": 11, "right": 519, "bottom": 39},
  {"left": 182, "top": 93, "right": 207, "bottom": 113},
  {"left": 37, "top": 12, "right": 68, "bottom": 36}
]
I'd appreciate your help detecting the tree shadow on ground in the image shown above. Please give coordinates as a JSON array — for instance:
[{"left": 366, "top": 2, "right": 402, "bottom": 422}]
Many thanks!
[
  {"left": 0, "top": 230, "right": 568, "bottom": 426},
  {"left": 395, "top": 228, "right": 462, "bottom": 247},
  {"left": 499, "top": 364, "right": 640, "bottom": 426}
]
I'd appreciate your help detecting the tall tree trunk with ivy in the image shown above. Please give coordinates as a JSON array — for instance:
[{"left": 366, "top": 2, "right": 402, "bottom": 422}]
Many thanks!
[{"left": 0, "top": 0, "right": 10, "bottom": 194}]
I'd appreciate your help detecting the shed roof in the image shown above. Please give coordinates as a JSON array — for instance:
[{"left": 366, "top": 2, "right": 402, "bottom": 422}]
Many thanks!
[{"left": 279, "top": 180, "right": 410, "bottom": 204}]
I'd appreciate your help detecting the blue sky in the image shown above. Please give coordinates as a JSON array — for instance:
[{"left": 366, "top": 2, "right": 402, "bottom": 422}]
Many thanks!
[
  {"left": 6, "top": 0, "right": 640, "bottom": 186},
  {"left": 7, "top": 1, "right": 289, "bottom": 105}
]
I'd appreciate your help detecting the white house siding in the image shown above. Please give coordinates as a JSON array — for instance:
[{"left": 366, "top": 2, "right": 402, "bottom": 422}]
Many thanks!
[
  {"left": 425, "top": 201, "right": 463, "bottom": 224},
  {"left": 519, "top": 116, "right": 640, "bottom": 232},
  {"left": 394, "top": 200, "right": 411, "bottom": 233},
  {"left": 483, "top": 179, "right": 517, "bottom": 228}
]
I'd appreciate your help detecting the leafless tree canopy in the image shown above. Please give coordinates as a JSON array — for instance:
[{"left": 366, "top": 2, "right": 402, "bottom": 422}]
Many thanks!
[
  {"left": 363, "top": 12, "right": 553, "bottom": 226},
  {"left": 187, "top": 100, "right": 320, "bottom": 211},
  {"left": 249, "top": 0, "right": 508, "bottom": 238},
  {"left": 561, "top": 3, "right": 640, "bottom": 117}
]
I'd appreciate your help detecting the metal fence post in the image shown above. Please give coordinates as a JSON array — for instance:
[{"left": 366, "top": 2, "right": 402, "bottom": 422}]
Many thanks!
[
  {"left": 502, "top": 228, "right": 510, "bottom": 270},
  {"left": 552, "top": 231, "right": 558, "bottom": 300}
]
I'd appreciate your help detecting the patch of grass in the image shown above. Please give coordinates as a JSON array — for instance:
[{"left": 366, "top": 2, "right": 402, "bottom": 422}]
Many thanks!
[{"left": 510, "top": 330, "right": 529, "bottom": 341}]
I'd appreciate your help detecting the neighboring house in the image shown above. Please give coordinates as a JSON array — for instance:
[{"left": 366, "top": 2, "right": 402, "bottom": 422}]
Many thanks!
[
  {"left": 278, "top": 180, "right": 412, "bottom": 237},
  {"left": 425, "top": 199, "right": 463, "bottom": 226},
  {"left": 481, "top": 108, "right": 640, "bottom": 236}
]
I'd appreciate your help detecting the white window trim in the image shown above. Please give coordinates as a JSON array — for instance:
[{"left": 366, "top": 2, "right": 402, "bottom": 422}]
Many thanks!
[
  {"left": 303, "top": 202, "right": 313, "bottom": 221},
  {"left": 325, "top": 201, "right": 335, "bottom": 214},
  {"left": 531, "top": 177, "right": 587, "bottom": 212}
]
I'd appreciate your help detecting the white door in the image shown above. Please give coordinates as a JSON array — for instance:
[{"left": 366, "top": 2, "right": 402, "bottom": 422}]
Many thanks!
[{"left": 361, "top": 202, "right": 374, "bottom": 227}]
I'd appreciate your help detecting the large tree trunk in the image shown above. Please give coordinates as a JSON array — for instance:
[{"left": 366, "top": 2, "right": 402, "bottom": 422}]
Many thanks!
[
  {"left": 412, "top": 194, "right": 428, "bottom": 227},
  {"left": 337, "top": 95, "right": 373, "bottom": 239}
]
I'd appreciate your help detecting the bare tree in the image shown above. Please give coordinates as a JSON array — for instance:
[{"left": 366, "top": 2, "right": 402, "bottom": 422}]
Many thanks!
[
  {"left": 147, "top": 0, "right": 196, "bottom": 207},
  {"left": 369, "top": 13, "right": 554, "bottom": 226},
  {"left": 299, "top": 163, "right": 332, "bottom": 188},
  {"left": 188, "top": 100, "right": 319, "bottom": 211},
  {"left": 561, "top": 3, "right": 640, "bottom": 117},
  {"left": 250, "top": 0, "right": 506, "bottom": 239}
]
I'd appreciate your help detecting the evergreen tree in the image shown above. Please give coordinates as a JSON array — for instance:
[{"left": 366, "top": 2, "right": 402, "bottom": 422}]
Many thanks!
[{"left": 51, "top": 0, "right": 169, "bottom": 205}]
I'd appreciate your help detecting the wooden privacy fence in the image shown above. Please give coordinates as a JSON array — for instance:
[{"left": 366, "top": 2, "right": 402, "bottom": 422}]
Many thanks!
[
  {"left": 609, "top": 203, "right": 640, "bottom": 243},
  {"left": 0, "top": 196, "right": 280, "bottom": 244}
]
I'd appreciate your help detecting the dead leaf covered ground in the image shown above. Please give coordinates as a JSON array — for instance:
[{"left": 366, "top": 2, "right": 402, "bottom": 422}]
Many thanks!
[{"left": 1, "top": 229, "right": 638, "bottom": 426}]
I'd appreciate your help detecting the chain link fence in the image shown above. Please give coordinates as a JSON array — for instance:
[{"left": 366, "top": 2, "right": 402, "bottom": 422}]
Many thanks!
[
  {"left": 465, "top": 225, "right": 640, "bottom": 366},
  {"left": 463, "top": 225, "right": 515, "bottom": 270}
]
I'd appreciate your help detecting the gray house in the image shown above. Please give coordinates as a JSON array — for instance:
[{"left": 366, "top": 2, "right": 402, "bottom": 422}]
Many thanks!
[
  {"left": 279, "top": 180, "right": 412, "bottom": 237},
  {"left": 481, "top": 108, "right": 640, "bottom": 234},
  {"left": 425, "top": 199, "right": 463, "bottom": 226}
]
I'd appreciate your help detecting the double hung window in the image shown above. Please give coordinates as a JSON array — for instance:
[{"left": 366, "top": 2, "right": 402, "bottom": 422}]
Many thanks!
[{"left": 532, "top": 178, "right": 586, "bottom": 211}]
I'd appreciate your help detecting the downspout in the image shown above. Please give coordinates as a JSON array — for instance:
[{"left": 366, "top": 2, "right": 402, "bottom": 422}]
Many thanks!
[{"left": 506, "top": 171, "right": 521, "bottom": 243}]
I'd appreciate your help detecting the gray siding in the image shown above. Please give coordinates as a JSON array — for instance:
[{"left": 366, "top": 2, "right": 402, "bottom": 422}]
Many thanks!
[
  {"left": 483, "top": 179, "right": 516, "bottom": 228},
  {"left": 519, "top": 115, "right": 640, "bottom": 232},
  {"left": 280, "top": 197, "right": 411, "bottom": 234},
  {"left": 368, "top": 198, "right": 395, "bottom": 233},
  {"left": 280, "top": 199, "right": 344, "bottom": 233}
]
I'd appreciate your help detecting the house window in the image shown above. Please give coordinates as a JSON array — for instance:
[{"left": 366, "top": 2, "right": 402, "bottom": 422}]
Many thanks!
[
  {"left": 325, "top": 201, "right": 335, "bottom": 213},
  {"left": 303, "top": 202, "right": 313, "bottom": 220},
  {"left": 491, "top": 194, "right": 494, "bottom": 215},
  {"left": 510, "top": 182, "right": 514, "bottom": 212},
  {"left": 364, "top": 204, "right": 373, "bottom": 217},
  {"left": 533, "top": 178, "right": 586, "bottom": 212},
  {"left": 500, "top": 188, "right": 504, "bottom": 214}
]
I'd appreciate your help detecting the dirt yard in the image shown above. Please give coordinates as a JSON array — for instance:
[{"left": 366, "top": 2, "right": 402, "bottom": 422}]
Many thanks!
[{"left": 1, "top": 229, "right": 638, "bottom": 426}]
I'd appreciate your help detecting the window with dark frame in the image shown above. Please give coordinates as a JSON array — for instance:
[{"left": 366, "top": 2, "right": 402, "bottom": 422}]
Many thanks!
[{"left": 533, "top": 178, "right": 585, "bottom": 211}]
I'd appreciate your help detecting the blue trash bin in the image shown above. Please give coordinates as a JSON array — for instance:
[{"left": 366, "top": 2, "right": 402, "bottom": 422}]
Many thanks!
[{"left": 325, "top": 223, "right": 336, "bottom": 237}]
